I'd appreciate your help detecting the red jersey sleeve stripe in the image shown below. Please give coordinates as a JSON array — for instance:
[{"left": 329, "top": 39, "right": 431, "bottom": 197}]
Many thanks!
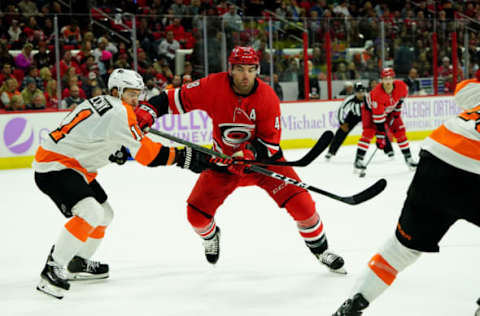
[{"left": 167, "top": 88, "right": 186, "bottom": 114}]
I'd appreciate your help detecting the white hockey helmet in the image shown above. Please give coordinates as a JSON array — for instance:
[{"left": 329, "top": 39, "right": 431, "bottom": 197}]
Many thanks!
[{"left": 107, "top": 68, "right": 145, "bottom": 99}]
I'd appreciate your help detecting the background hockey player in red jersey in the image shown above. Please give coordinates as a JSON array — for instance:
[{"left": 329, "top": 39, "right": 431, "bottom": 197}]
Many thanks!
[
  {"left": 135, "top": 46, "right": 346, "bottom": 274},
  {"left": 333, "top": 76, "right": 480, "bottom": 315},
  {"left": 34, "top": 68, "right": 211, "bottom": 299},
  {"left": 354, "top": 68, "right": 417, "bottom": 174}
]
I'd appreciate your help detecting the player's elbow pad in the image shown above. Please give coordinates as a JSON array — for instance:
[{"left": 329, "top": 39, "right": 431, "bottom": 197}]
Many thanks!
[{"left": 148, "top": 92, "right": 169, "bottom": 116}]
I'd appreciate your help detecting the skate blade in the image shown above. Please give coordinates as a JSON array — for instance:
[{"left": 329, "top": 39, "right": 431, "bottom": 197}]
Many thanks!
[
  {"left": 68, "top": 272, "right": 109, "bottom": 281},
  {"left": 329, "top": 267, "right": 347, "bottom": 275},
  {"left": 36, "top": 278, "right": 66, "bottom": 299}
]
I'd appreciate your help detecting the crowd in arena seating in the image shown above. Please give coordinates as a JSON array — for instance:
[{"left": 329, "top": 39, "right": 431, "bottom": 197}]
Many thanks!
[{"left": 0, "top": 0, "right": 479, "bottom": 110}]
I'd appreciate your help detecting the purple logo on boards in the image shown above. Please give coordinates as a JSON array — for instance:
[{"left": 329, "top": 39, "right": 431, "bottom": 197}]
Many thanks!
[{"left": 3, "top": 117, "right": 34, "bottom": 154}]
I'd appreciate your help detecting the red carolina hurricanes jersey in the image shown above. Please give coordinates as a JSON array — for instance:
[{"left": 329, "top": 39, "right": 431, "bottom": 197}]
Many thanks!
[
  {"left": 166, "top": 72, "right": 281, "bottom": 157},
  {"left": 366, "top": 80, "right": 408, "bottom": 124}
]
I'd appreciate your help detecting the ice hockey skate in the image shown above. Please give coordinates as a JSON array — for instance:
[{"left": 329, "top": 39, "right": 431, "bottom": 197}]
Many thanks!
[
  {"left": 314, "top": 250, "right": 347, "bottom": 274},
  {"left": 332, "top": 293, "right": 369, "bottom": 316},
  {"left": 353, "top": 159, "right": 366, "bottom": 176},
  {"left": 203, "top": 227, "right": 221, "bottom": 264},
  {"left": 67, "top": 256, "right": 109, "bottom": 280},
  {"left": 475, "top": 297, "right": 480, "bottom": 316},
  {"left": 36, "top": 249, "right": 70, "bottom": 299},
  {"left": 404, "top": 156, "right": 418, "bottom": 171}
]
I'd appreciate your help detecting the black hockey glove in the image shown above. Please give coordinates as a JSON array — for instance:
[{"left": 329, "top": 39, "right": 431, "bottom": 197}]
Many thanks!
[
  {"left": 175, "top": 147, "right": 213, "bottom": 174},
  {"left": 108, "top": 146, "right": 131, "bottom": 165}
]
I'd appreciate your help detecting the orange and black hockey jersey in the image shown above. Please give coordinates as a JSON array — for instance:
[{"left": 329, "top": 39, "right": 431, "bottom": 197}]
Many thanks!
[
  {"left": 33, "top": 95, "right": 176, "bottom": 183},
  {"left": 422, "top": 80, "right": 480, "bottom": 175}
]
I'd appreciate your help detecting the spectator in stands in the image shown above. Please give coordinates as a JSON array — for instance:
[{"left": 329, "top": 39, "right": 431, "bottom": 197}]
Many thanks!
[
  {"left": 143, "top": 77, "right": 161, "bottom": 100},
  {"left": 337, "top": 81, "right": 354, "bottom": 98},
  {"left": 181, "top": 61, "right": 200, "bottom": 81},
  {"left": 75, "top": 40, "right": 94, "bottom": 65},
  {"left": 166, "top": 75, "right": 182, "bottom": 90},
  {"left": 368, "top": 79, "right": 378, "bottom": 92},
  {"left": 334, "top": 62, "right": 349, "bottom": 80},
  {"left": 44, "top": 79, "right": 58, "bottom": 108},
  {"left": 273, "top": 73, "right": 284, "bottom": 101},
  {"left": 158, "top": 31, "right": 180, "bottom": 72},
  {"left": 8, "top": 20, "right": 22, "bottom": 45},
  {"left": 83, "top": 72, "right": 106, "bottom": 99},
  {"left": 394, "top": 38, "right": 415, "bottom": 77},
  {"left": 61, "top": 20, "right": 82, "bottom": 46},
  {"left": 297, "top": 60, "right": 320, "bottom": 100},
  {"left": 17, "top": 0, "right": 39, "bottom": 15},
  {"left": 91, "top": 86, "right": 102, "bottom": 97},
  {"left": 15, "top": 43, "right": 34, "bottom": 72},
  {"left": 80, "top": 55, "right": 99, "bottom": 77},
  {"left": 0, "top": 78, "right": 24, "bottom": 111},
  {"left": 165, "top": 17, "right": 186, "bottom": 47},
  {"left": 62, "top": 75, "right": 86, "bottom": 99},
  {"left": 222, "top": 4, "right": 244, "bottom": 33},
  {"left": 33, "top": 41, "right": 53, "bottom": 69},
  {"left": 60, "top": 84, "right": 84, "bottom": 110},
  {"left": 170, "top": 0, "right": 187, "bottom": 16},
  {"left": 21, "top": 66, "right": 43, "bottom": 90},
  {"left": 39, "top": 67, "right": 52, "bottom": 84},
  {"left": 0, "top": 63, "right": 16, "bottom": 86},
  {"left": 404, "top": 67, "right": 421, "bottom": 95},
  {"left": 21, "top": 77, "right": 46, "bottom": 109},
  {"left": 0, "top": 40, "right": 14, "bottom": 67},
  {"left": 114, "top": 53, "right": 130, "bottom": 69}
]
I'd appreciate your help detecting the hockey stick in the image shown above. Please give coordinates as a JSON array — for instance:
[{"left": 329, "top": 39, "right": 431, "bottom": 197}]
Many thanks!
[
  {"left": 359, "top": 147, "right": 378, "bottom": 178},
  {"left": 147, "top": 128, "right": 387, "bottom": 205}
]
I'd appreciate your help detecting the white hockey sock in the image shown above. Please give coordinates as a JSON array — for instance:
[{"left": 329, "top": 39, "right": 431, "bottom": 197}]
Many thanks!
[
  {"left": 53, "top": 227, "right": 87, "bottom": 266},
  {"left": 76, "top": 201, "right": 113, "bottom": 259},
  {"left": 53, "top": 197, "right": 106, "bottom": 266},
  {"left": 353, "top": 235, "right": 422, "bottom": 303},
  {"left": 76, "top": 227, "right": 105, "bottom": 259}
]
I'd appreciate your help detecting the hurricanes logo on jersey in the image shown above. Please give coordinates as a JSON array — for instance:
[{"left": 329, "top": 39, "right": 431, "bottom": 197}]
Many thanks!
[{"left": 219, "top": 123, "right": 255, "bottom": 147}]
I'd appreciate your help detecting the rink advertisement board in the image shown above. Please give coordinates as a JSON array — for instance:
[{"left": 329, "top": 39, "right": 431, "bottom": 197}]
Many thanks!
[{"left": 0, "top": 95, "right": 460, "bottom": 169}]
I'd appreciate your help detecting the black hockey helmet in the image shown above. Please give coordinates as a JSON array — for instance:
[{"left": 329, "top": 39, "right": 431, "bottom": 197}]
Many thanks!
[{"left": 354, "top": 82, "right": 366, "bottom": 92}]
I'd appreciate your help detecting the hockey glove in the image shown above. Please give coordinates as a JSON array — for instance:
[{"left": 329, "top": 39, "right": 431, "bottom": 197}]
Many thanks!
[
  {"left": 375, "top": 132, "right": 386, "bottom": 150},
  {"left": 175, "top": 147, "right": 212, "bottom": 174},
  {"left": 227, "top": 146, "right": 256, "bottom": 176},
  {"left": 134, "top": 101, "right": 158, "bottom": 131},
  {"left": 109, "top": 146, "right": 131, "bottom": 165}
]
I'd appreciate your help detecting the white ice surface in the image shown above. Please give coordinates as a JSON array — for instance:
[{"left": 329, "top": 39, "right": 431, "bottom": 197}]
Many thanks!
[{"left": 1, "top": 142, "right": 479, "bottom": 316}]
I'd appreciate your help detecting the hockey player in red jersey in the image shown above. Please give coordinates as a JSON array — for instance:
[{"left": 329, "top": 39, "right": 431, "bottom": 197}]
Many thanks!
[
  {"left": 333, "top": 76, "right": 480, "bottom": 315},
  {"left": 34, "top": 69, "right": 211, "bottom": 299},
  {"left": 354, "top": 68, "right": 417, "bottom": 173},
  {"left": 135, "top": 46, "right": 346, "bottom": 273}
]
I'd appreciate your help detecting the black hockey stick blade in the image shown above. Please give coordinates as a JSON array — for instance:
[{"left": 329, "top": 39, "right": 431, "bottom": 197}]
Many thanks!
[
  {"left": 338, "top": 178, "right": 387, "bottom": 205},
  {"left": 236, "top": 130, "right": 334, "bottom": 167}
]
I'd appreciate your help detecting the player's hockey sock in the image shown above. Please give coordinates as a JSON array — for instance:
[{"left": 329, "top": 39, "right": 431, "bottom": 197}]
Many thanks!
[
  {"left": 194, "top": 220, "right": 217, "bottom": 240},
  {"left": 76, "top": 201, "right": 113, "bottom": 259},
  {"left": 297, "top": 212, "right": 328, "bottom": 254},
  {"left": 328, "top": 129, "right": 348, "bottom": 156},
  {"left": 53, "top": 197, "right": 104, "bottom": 266},
  {"left": 352, "top": 235, "right": 421, "bottom": 302},
  {"left": 355, "top": 148, "right": 367, "bottom": 164},
  {"left": 76, "top": 226, "right": 106, "bottom": 259}
]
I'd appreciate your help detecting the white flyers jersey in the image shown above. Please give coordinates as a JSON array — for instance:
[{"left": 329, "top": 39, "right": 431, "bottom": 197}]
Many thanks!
[
  {"left": 422, "top": 104, "right": 480, "bottom": 175},
  {"left": 33, "top": 95, "right": 172, "bottom": 183}
]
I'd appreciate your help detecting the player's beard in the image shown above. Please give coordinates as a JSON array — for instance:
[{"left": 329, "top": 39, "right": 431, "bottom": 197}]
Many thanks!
[{"left": 234, "top": 77, "right": 254, "bottom": 94}]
